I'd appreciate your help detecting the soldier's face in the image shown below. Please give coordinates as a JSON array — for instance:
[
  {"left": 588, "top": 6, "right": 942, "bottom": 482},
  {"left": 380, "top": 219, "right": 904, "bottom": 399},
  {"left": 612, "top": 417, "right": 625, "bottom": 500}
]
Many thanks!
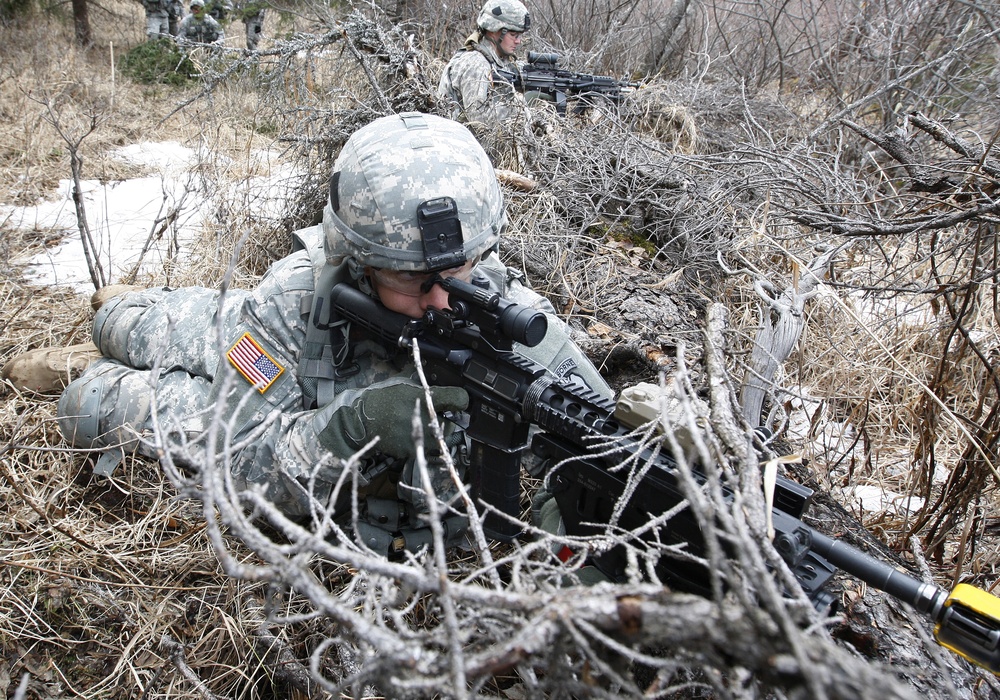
[
  {"left": 368, "top": 261, "right": 480, "bottom": 318},
  {"left": 192, "top": 4, "right": 204, "bottom": 15},
  {"left": 371, "top": 276, "right": 452, "bottom": 319},
  {"left": 498, "top": 30, "right": 522, "bottom": 57}
]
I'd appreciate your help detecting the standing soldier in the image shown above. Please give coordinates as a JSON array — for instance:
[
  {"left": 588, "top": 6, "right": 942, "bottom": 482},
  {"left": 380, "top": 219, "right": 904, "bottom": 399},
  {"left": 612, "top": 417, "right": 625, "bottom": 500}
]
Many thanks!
[
  {"left": 205, "top": 0, "right": 232, "bottom": 24},
  {"left": 167, "top": 0, "right": 184, "bottom": 36},
  {"left": 177, "top": 0, "right": 225, "bottom": 45},
  {"left": 236, "top": 0, "right": 266, "bottom": 51},
  {"left": 139, "top": 0, "right": 171, "bottom": 39},
  {"left": 437, "top": 0, "right": 531, "bottom": 125}
]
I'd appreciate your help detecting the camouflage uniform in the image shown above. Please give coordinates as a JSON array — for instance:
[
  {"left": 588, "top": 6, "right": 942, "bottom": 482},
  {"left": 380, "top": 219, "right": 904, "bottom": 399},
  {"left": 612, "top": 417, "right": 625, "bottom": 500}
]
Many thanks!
[
  {"left": 177, "top": 11, "right": 224, "bottom": 44},
  {"left": 140, "top": 0, "right": 171, "bottom": 39},
  {"left": 438, "top": 1, "right": 531, "bottom": 125},
  {"left": 205, "top": 0, "right": 232, "bottom": 23},
  {"left": 236, "top": 0, "right": 266, "bottom": 50},
  {"left": 57, "top": 113, "right": 612, "bottom": 555},
  {"left": 168, "top": 0, "right": 184, "bottom": 36},
  {"left": 437, "top": 34, "right": 527, "bottom": 125}
]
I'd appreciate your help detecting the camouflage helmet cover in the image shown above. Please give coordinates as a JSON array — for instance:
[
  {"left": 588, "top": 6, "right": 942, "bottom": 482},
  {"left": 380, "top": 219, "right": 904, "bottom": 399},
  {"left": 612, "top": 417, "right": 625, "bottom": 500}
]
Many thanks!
[
  {"left": 190, "top": 0, "right": 205, "bottom": 7},
  {"left": 477, "top": 0, "right": 530, "bottom": 33},
  {"left": 323, "top": 112, "right": 506, "bottom": 271}
]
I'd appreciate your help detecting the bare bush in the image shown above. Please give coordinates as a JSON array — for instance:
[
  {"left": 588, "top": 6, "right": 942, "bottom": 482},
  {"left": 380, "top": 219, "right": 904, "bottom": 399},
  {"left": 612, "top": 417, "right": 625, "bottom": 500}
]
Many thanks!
[{"left": 4, "top": 0, "right": 1000, "bottom": 698}]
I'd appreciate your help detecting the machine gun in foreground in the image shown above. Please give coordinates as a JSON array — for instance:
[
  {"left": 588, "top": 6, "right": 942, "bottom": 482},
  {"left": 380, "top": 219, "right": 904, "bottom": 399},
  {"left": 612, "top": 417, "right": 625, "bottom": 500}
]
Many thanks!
[
  {"left": 330, "top": 276, "right": 1000, "bottom": 675},
  {"left": 494, "top": 51, "right": 638, "bottom": 114}
]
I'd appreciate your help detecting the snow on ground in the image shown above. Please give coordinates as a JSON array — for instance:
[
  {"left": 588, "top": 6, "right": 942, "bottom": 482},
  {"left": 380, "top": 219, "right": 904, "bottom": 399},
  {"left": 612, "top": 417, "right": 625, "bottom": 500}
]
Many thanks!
[
  {"left": 815, "top": 283, "right": 937, "bottom": 330},
  {"left": 2, "top": 141, "right": 304, "bottom": 292},
  {"left": 785, "top": 389, "right": 930, "bottom": 517},
  {"left": 842, "top": 484, "right": 925, "bottom": 515}
]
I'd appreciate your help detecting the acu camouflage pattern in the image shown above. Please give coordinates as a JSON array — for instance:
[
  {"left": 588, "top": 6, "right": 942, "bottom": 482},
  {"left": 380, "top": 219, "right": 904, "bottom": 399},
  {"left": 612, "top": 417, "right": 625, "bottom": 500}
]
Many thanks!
[
  {"left": 177, "top": 12, "right": 224, "bottom": 43},
  {"left": 205, "top": 0, "right": 232, "bottom": 22},
  {"left": 476, "top": 0, "right": 530, "bottom": 33},
  {"left": 56, "top": 231, "right": 611, "bottom": 549},
  {"left": 57, "top": 113, "right": 611, "bottom": 552},
  {"left": 141, "top": 0, "right": 172, "bottom": 38},
  {"left": 168, "top": 0, "right": 183, "bottom": 34},
  {"left": 437, "top": 35, "right": 528, "bottom": 125},
  {"left": 238, "top": 2, "right": 265, "bottom": 50},
  {"left": 323, "top": 113, "right": 504, "bottom": 271}
]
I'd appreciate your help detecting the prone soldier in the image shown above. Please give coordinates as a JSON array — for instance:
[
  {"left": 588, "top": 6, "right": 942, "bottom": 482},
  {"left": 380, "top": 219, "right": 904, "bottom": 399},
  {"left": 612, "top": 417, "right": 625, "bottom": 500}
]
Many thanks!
[{"left": 3, "top": 113, "right": 611, "bottom": 555}]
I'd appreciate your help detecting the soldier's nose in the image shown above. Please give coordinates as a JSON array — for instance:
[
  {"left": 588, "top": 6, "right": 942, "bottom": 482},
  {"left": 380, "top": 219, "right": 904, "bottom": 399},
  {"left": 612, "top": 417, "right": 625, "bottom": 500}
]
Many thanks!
[{"left": 421, "top": 284, "right": 451, "bottom": 312}]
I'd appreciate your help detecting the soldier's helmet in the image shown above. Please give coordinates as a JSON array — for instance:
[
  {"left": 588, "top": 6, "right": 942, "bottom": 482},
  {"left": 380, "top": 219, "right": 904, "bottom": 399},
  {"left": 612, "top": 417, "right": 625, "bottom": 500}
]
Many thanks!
[
  {"left": 323, "top": 112, "right": 505, "bottom": 272},
  {"left": 476, "top": 0, "right": 530, "bottom": 33},
  {"left": 190, "top": 0, "right": 204, "bottom": 7}
]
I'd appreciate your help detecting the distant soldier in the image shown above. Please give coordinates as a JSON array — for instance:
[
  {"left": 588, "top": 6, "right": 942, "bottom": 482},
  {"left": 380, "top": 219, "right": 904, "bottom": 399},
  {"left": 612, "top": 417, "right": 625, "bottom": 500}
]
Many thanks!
[
  {"left": 139, "top": 0, "right": 171, "bottom": 39},
  {"left": 206, "top": 0, "right": 233, "bottom": 24},
  {"left": 177, "top": 0, "right": 225, "bottom": 45},
  {"left": 236, "top": 0, "right": 266, "bottom": 51},
  {"left": 437, "top": 0, "right": 531, "bottom": 125},
  {"left": 167, "top": 0, "right": 184, "bottom": 35}
]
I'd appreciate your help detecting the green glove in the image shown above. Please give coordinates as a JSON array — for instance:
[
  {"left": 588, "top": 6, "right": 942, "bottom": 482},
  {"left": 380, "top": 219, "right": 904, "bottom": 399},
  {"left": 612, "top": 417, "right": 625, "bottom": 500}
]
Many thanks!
[{"left": 318, "top": 378, "right": 469, "bottom": 461}]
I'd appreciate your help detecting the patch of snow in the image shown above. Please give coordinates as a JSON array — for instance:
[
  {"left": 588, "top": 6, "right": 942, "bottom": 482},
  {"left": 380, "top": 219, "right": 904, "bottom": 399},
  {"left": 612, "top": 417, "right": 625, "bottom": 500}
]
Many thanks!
[
  {"left": 784, "top": 392, "right": 862, "bottom": 465},
  {"left": 841, "top": 483, "right": 925, "bottom": 515},
  {"left": 112, "top": 141, "right": 197, "bottom": 172},
  {"left": 816, "top": 284, "right": 935, "bottom": 329},
  {"left": 2, "top": 141, "right": 303, "bottom": 292}
]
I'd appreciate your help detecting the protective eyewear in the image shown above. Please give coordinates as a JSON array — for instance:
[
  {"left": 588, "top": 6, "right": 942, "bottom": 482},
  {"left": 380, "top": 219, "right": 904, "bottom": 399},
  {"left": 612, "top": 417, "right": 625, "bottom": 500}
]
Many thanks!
[{"left": 369, "top": 258, "right": 479, "bottom": 297}]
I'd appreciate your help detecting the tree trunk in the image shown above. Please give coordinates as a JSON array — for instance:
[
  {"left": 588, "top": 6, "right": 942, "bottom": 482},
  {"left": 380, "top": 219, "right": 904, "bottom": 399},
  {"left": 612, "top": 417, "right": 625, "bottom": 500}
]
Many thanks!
[{"left": 72, "top": 0, "right": 92, "bottom": 47}]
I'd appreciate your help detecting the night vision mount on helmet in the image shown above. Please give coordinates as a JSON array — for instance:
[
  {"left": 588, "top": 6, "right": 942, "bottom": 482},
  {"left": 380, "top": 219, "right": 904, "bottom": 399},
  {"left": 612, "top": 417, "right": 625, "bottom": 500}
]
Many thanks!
[{"left": 322, "top": 112, "right": 506, "bottom": 273}]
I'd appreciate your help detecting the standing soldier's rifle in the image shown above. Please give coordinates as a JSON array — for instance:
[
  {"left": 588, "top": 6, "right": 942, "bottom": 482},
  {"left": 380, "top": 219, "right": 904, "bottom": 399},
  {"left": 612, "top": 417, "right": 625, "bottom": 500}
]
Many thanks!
[
  {"left": 329, "top": 276, "right": 1000, "bottom": 674},
  {"left": 494, "top": 51, "right": 638, "bottom": 115}
]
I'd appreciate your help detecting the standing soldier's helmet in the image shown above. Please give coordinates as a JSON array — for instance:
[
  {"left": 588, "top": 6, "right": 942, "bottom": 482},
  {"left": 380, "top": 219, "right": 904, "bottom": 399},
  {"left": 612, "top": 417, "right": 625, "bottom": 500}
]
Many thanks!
[
  {"left": 323, "top": 112, "right": 506, "bottom": 272},
  {"left": 476, "top": 0, "right": 530, "bottom": 33}
]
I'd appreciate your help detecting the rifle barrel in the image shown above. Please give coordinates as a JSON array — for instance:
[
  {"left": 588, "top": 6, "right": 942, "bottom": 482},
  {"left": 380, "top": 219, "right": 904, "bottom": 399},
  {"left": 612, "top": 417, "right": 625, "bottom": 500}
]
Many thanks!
[{"left": 807, "top": 528, "right": 947, "bottom": 616}]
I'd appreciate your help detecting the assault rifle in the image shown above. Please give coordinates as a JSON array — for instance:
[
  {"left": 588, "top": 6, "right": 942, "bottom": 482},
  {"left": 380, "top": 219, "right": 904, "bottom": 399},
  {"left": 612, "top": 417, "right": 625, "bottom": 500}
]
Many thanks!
[
  {"left": 494, "top": 51, "right": 638, "bottom": 115},
  {"left": 330, "top": 277, "right": 1000, "bottom": 674}
]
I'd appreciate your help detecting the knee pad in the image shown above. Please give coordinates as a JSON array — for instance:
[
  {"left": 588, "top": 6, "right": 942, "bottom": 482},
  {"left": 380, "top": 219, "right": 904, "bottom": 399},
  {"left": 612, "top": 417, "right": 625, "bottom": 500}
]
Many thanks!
[
  {"left": 57, "top": 361, "right": 152, "bottom": 452},
  {"left": 58, "top": 365, "right": 108, "bottom": 449},
  {"left": 92, "top": 288, "right": 164, "bottom": 361},
  {"left": 92, "top": 294, "right": 139, "bottom": 359}
]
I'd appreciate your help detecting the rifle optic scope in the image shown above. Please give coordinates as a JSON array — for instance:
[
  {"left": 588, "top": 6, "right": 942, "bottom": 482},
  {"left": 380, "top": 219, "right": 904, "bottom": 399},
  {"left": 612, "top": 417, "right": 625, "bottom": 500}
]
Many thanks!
[
  {"left": 527, "top": 51, "right": 560, "bottom": 66},
  {"left": 440, "top": 277, "right": 548, "bottom": 347}
]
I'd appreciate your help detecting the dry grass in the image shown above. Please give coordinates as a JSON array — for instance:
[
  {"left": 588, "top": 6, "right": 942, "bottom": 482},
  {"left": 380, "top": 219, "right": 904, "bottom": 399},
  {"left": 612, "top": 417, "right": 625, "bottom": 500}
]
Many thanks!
[
  {"left": 2, "top": 2, "right": 1000, "bottom": 698},
  {"left": 0, "top": 5, "right": 323, "bottom": 698}
]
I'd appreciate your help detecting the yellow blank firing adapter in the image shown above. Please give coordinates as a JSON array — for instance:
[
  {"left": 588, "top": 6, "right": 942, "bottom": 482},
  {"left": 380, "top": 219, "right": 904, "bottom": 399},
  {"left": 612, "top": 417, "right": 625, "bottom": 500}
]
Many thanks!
[{"left": 934, "top": 583, "right": 1000, "bottom": 673}]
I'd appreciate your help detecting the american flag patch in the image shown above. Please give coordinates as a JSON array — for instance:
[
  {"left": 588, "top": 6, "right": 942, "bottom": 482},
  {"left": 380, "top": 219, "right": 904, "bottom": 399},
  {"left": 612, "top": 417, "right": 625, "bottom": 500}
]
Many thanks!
[{"left": 226, "top": 332, "right": 284, "bottom": 393}]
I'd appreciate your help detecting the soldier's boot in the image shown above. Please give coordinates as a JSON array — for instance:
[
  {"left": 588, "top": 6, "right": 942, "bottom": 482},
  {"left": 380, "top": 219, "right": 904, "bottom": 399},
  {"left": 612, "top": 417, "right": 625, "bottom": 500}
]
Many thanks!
[
  {"left": 1, "top": 342, "right": 103, "bottom": 394},
  {"left": 90, "top": 284, "right": 144, "bottom": 312}
]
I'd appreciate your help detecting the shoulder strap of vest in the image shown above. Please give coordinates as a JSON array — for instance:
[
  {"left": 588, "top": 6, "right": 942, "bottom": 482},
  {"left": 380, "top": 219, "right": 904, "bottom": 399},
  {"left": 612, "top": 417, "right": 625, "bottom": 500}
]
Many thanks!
[{"left": 293, "top": 225, "right": 355, "bottom": 409}]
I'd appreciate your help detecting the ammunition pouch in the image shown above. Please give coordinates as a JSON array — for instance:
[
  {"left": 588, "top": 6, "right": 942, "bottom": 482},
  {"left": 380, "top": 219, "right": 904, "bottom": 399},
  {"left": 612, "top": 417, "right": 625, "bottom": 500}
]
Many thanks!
[{"left": 354, "top": 499, "right": 468, "bottom": 557}]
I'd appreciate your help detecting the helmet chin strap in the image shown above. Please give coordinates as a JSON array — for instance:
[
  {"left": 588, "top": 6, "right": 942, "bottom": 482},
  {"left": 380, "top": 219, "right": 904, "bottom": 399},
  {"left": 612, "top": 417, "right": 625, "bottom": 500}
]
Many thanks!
[
  {"left": 347, "top": 257, "right": 378, "bottom": 298},
  {"left": 490, "top": 29, "right": 513, "bottom": 59}
]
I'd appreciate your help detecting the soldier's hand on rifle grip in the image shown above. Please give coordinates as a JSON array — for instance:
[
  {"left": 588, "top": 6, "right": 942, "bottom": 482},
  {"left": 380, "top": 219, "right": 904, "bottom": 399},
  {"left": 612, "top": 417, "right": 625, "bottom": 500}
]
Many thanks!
[{"left": 317, "top": 378, "right": 469, "bottom": 461}]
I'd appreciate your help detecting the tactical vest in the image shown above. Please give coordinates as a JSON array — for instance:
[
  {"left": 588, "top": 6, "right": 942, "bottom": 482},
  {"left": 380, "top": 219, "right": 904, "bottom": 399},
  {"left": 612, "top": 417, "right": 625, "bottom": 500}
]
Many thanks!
[
  {"left": 290, "top": 224, "right": 520, "bottom": 411},
  {"left": 291, "top": 224, "right": 353, "bottom": 410},
  {"left": 291, "top": 225, "right": 474, "bottom": 554}
]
